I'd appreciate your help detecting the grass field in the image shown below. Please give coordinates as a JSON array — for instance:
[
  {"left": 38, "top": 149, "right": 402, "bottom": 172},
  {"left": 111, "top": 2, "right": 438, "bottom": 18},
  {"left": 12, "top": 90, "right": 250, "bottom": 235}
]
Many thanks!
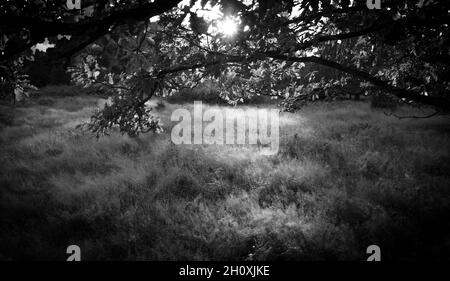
[{"left": 1, "top": 88, "right": 450, "bottom": 260}]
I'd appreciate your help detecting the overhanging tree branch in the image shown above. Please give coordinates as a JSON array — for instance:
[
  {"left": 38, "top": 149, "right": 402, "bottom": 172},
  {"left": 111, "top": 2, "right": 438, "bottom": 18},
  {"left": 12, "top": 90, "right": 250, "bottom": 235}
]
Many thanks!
[
  {"left": 152, "top": 50, "right": 450, "bottom": 111},
  {"left": 266, "top": 53, "right": 450, "bottom": 111},
  {"left": 0, "top": 0, "right": 182, "bottom": 62}
]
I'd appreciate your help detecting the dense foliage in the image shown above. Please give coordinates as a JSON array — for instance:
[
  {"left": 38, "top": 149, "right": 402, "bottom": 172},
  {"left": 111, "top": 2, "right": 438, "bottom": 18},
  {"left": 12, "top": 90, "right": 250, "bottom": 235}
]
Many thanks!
[{"left": 1, "top": 0, "right": 449, "bottom": 135}]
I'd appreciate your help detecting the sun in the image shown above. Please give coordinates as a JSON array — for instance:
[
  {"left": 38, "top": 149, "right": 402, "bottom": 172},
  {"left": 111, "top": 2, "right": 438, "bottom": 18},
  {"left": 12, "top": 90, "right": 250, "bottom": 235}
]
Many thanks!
[{"left": 217, "top": 17, "right": 239, "bottom": 37}]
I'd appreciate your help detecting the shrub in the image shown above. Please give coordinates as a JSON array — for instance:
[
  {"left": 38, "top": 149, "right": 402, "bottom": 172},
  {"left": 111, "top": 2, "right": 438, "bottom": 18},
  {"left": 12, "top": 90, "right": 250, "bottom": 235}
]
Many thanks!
[
  {"left": 38, "top": 85, "right": 91, "bottom": 97},
  {"left": 0, "top": 107, "right": 15, "bottom": 127},
  {"left": 36, "top": 98, "right": 55, "bottom": 106},
  {"left": 370, "top": 93, "right": 398, "bottom": 110},
  {"left": 165, "top": 87, "right": 226, "bottom": 104},
  {"left": 155, "top": 100, "right": 166, "bottom": 110}
]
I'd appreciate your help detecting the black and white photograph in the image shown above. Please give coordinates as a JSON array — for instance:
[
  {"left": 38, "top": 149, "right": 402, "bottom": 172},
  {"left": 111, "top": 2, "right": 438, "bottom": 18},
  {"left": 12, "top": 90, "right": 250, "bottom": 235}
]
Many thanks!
[{"left": 0, "top": 0, "right": 449, "bottom": 270}]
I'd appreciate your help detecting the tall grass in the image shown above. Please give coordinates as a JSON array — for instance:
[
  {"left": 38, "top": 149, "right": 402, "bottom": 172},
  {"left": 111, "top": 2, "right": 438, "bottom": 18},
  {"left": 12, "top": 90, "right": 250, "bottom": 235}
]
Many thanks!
[{"left": 0, "top": 93, "right": 449, "bottom": 261}]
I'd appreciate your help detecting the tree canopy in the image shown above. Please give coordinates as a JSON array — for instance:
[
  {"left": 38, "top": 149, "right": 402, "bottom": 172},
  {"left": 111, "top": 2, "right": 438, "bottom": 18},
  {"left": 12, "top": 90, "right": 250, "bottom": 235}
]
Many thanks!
[{"left": 1, "top": 0, "right": 449, "bottom": 135}]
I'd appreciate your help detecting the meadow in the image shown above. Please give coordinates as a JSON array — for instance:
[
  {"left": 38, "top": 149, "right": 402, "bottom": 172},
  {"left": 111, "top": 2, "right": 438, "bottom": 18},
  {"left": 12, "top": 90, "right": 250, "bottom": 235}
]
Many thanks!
[{"left": 1, "top": 86, "right": 449, "bottom": 260}]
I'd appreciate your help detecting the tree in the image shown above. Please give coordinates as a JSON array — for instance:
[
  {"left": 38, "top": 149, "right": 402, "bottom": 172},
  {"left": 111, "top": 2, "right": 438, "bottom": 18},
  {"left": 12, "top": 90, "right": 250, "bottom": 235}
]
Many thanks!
[{"left": 1, "top": 0, "right": 449, "bottom": 135}]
